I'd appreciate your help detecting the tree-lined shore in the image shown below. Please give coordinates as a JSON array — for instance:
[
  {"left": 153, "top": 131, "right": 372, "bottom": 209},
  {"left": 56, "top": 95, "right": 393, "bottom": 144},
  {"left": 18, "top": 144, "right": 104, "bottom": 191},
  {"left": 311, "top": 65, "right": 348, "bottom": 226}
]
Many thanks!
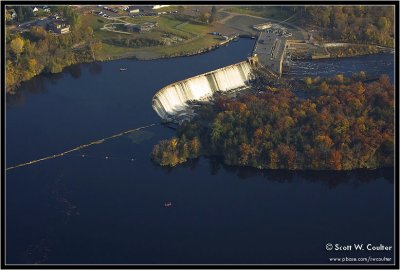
[
  {"left": 5, "top": 5, "right": 395, "bottom": 94},
  {"left": 6, "top": 6, "right": 102, "bottom": 93},
  {"left": 152, "top": 74, "right": 394, "bottom": 170}
]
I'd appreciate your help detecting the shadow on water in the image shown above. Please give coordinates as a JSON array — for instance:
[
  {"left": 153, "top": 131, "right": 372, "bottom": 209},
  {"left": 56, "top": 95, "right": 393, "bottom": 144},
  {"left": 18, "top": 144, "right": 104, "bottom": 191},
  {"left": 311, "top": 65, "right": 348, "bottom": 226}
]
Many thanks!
[
  {"left": 61, "top": 61, "right": 103, "bottom": 78},
  {"left": 88, "top": 62, "right": 103, "bottom": 75},
  {"left": 6, "top": 62, "right": 103, "bottom": 108},
  {"left": 153, "top": 155, "right": 393, "bottom": 189},
  {"left": 64, "top": 64, "right": 82, "bottom": 79},
  {"left": 6, "top": 76, "right": 49, "bottom": 107},
  {"left": 6, "top": 73, "right": 63, "bottom": 108},
  {"left": 206, "top": 156, "right": 394, "bottom": 189},
  {"left": 157, "top": 158, "right": 201, "bottom": 175}
]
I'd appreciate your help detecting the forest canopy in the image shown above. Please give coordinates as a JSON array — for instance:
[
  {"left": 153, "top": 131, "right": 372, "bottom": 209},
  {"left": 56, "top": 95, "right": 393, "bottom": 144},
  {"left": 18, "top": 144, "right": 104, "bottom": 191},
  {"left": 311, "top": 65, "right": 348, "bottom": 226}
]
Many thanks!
[
  {"left": 152, "top": 74, "right": 394, "bottom": 170},
  {"left": 292, "top": 6, "right": 394, "bottom": 47},
  {"left": 5, "top": 7, "right": 101, "bottom": 93}
]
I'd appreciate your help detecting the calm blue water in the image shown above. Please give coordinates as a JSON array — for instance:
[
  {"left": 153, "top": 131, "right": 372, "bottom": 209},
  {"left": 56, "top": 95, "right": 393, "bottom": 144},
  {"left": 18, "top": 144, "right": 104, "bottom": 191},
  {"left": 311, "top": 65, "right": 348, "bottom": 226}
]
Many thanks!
[{"left": 6, "top": 40, "right": 395, "bottom": 265}]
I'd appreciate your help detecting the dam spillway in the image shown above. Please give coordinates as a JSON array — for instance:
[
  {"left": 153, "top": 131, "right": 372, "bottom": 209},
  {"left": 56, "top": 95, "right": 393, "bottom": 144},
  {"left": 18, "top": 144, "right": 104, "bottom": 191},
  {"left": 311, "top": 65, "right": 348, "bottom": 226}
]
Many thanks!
[{"left": 152, "top": 60, "right": 254, "bottom": 120}]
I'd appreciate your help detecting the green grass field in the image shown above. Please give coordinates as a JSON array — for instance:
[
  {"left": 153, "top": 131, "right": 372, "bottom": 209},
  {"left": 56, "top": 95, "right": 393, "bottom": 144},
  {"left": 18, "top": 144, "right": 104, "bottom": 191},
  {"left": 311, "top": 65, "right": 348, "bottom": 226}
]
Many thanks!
[
  {"left": 80, "top": 13, "right": 222, "bottom": 60},
  {"left": 224, "top": 6, "right": 294, "bottom": 21}
]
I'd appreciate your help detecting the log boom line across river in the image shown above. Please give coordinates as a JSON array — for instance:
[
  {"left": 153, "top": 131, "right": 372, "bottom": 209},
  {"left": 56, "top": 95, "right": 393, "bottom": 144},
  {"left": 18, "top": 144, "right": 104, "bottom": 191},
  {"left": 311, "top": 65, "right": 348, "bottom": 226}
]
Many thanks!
[{"left": 6, "top": 123, "right": 158, "bottom": 171}]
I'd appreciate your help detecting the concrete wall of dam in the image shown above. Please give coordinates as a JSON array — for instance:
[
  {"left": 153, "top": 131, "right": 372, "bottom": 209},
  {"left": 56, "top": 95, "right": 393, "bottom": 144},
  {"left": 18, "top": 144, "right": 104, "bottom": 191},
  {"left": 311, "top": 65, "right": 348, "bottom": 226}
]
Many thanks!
[{"left": 152, "top": 60, "right": 254, "bottom": 120}]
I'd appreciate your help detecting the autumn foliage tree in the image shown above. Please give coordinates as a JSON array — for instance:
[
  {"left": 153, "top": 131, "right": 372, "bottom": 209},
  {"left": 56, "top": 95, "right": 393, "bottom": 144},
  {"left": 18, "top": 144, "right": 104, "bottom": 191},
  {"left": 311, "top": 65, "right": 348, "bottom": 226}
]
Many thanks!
[
  {"left": 152, "top": 136, "right": 201, "bottom": 166},
  {"left": 297, "top": 6, "right": 394, "bottom": 47},
  {"left": 152, "top": 74, "right": 394, "bottom": 170},
  {"left": 9, "top": 37, "right": 25, "bottom": 58},
  {"left": 6, "top": 23, "right": 102, "bottom": 93}
]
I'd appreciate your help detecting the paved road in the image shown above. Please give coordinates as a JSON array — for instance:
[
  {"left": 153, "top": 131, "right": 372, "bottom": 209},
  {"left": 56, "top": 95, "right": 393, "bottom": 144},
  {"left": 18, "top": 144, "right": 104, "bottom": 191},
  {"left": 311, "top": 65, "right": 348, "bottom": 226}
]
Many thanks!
[
  {"left": 218, "top": 12, "right": 236, "bottom": 24},
  {"left": 219, "top": 10, "right": 308, "bottom": 40},
  {"left": 11, "top": 17, "right": 51, "bottom": 33},
  {"left": 102, "top": 23, "right": 133, "bottom": 34},
  {"left": 253, "top": 30, "right": 287, "bottom": 75},
  {"left": 216, "top": 9, "right": 309, "bottom": 76}
]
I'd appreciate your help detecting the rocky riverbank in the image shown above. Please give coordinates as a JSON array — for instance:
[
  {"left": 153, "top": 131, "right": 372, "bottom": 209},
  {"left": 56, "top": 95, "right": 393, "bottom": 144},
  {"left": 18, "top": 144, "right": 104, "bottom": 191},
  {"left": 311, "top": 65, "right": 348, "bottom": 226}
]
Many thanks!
[
  {"left": 290, "top": 43, "right": 393, "bottom": 61},
  {"left": 325, "top": 44, "right": 393, "bottom": 58}
]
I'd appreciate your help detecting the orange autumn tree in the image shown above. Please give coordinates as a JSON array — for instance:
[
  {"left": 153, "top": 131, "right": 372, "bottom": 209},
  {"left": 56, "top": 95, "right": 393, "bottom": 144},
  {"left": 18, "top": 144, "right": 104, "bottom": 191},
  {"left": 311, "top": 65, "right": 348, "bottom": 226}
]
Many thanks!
[{"left": 152, "top": 74, "right": 394, "bottom": 170}]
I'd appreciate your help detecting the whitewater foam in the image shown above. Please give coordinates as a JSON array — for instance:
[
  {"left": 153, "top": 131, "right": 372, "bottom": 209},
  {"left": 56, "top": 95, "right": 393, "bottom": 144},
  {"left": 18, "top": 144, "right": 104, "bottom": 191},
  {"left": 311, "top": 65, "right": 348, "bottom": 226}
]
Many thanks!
[{"left": 152, "top": 61, "right": 253, "bottom": 120}]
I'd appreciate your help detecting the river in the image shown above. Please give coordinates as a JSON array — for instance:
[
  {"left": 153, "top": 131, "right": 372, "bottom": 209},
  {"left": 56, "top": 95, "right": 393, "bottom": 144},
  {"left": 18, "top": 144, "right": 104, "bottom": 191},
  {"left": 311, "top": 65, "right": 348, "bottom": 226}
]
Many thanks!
[
  {"left": 289, "top": 53, "right": 394, "bottom": 80},
  {"left": 5, "top": 39, "right": 395, "bottom": 265}
]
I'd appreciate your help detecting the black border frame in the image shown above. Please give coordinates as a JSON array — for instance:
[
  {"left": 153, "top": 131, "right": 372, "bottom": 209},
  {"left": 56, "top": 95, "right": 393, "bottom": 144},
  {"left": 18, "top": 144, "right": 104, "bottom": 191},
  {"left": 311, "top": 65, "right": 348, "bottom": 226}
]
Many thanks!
[{"left": 1, "top": 0, "right": 399, "bottom": 268}]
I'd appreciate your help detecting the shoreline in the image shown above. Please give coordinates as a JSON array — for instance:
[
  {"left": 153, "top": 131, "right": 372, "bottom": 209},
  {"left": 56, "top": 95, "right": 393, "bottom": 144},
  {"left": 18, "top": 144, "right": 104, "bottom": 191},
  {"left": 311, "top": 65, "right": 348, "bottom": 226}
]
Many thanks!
[
  {"left": 7, "top": 36, "right": 241, "bottom": 95},
  {"left": 292, "top": 50, "right": 394, "bottom": 62},
  {"left": 181, "top": 156, "right": 394, "bottom": 172},
  {"left": 7, "top": 37, "right": 393, "bottom": 95}
]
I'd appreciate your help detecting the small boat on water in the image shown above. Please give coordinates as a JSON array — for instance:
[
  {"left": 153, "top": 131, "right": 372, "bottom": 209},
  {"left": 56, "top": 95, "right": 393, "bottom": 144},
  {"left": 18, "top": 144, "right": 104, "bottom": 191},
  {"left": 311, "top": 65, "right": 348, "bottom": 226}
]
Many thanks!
[
  {"left": 164, "top": 202, "right": 172, "bottom": 207},
  {"left": 120, "top": 68, "right": 128, "bottom": 71}
]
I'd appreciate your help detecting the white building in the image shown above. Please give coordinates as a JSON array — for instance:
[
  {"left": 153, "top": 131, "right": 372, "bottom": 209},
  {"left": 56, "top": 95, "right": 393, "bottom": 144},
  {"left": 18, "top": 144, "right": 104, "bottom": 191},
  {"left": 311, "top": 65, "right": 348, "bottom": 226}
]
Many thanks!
[
  {"left": 253, "top": 23, "right": 272, "bottom": 31},
  {"left": 152, "top": 5, "right": 170, "bottom": 9}
]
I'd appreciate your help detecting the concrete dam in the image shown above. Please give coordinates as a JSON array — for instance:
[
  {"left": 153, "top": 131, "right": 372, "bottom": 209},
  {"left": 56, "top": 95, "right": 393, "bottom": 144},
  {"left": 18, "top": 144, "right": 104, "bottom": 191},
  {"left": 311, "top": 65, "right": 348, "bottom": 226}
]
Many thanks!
[{"left": 152, "top": 60, "right": 254, "bottom": 120}]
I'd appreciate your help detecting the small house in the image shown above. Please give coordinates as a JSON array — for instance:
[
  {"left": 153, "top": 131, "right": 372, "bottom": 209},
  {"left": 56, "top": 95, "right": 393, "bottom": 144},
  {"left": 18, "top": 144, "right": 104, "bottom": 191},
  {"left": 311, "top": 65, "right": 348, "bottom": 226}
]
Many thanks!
[
  {"left": 129, "top": 9, "right": 140, "bottom": 14},
  {"left": 152, "top": 5, "right": 170, "bottom": 9},
  {"left": 48, "top": 20, "right": 70, "bottom": 34}
]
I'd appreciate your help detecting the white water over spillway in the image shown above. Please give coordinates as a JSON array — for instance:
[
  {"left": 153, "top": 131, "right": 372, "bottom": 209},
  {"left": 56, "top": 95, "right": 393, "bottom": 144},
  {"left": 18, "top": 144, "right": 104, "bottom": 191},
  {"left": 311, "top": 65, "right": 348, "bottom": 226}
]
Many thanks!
[{"left": 152, "top": 61, "right": 253, "bottom": 120}]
